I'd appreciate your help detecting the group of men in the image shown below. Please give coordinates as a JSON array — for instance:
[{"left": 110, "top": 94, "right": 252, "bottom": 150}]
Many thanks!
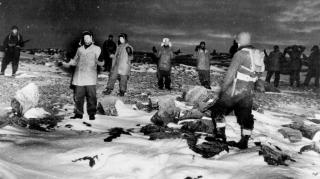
[
  {"left": 1, "top": 26, "right": 319, "bottom": 150},
  {"left": 264, "top": 44, "right": 320, "bottom": 88},
  {"left": 62, "top": 31, "right": 133, "bottom": 120},
  {"left": 58, "top": 31, "right": 262, "bottom": 149}
]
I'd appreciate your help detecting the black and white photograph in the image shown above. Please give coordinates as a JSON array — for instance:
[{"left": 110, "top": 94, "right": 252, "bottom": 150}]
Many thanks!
[{"left": 0, "top": 0, "right": 320, "bottom": 178}]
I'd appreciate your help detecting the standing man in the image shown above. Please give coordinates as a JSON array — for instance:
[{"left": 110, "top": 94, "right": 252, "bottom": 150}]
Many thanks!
[
  {"left": 284, "top": 45, "right": 305, "bottom": 87},
  {"left": 229, "top": 40, "right": 238, "bottom": 58},
  {"left": 303, "top": 45, "right": 320, "bottom": 88},
  {"left": 265, "top": 45, "right": 283, "bottom": 87},
  {"left": 102, "top": 35, "right": 117, "bottom": 72},
  {"left": 63, "top": 31, "right": 103, "bottom": 120},
  {"left": 1, "top": 26, "right": 24, "bottom": 77},
  {"left": 209, "top": 32, "right": 264, "bottom": 149},
  {"left": 103, "top": 33, "right": 133, "bottom": 96},
  {"left": 194, "top": 41, "right": 211, "bottom": 89},
  {"left": 157, "top": 38, "right": 174, "bottom": 90}
]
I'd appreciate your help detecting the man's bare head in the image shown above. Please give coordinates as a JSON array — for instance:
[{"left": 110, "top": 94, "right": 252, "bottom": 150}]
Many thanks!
[{"left": 237, "top": 32, "right": 251, "bottom": 46}]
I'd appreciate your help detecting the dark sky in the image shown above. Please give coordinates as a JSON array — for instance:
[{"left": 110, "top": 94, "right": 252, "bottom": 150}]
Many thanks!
[{"left": 1, "top": 0, "right": 320, "bottom": 53}]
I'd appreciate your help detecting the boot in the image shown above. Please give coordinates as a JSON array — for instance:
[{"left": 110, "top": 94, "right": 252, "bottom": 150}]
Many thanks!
[
  {"left": 70, "top": 114, "right": 83, "bottom": 119},
  {"left": 102, "top": 88, "right": 112, "bottom": 95},
  {"left": 236, "top": 135, "right": 250, "bottom": 149},
  {"left": 119, "top": 91, "right": 125, "bottom": 96},
  {"left": 217, "top": 127, "right": 226, "bottom": 142},
  {"left": 89, "top": 115, "right": 95, "bottom": 120},
  {"left": 0, "top": 72, "right": 4, "bottom": 75}
]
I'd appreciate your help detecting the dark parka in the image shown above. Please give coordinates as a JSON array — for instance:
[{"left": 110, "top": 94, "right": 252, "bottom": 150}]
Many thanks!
[
  {"left": 284, "top": 46, "right": 305, "bottom": 71},
  {"left": 157, "top": 47, "right": 174, "bottom": 71},
  {"left": 265, "top": 51, "right": 283, "bottom": 71},
  {"left": 308, "top": 49, "right": 320, "bottom": 71}
]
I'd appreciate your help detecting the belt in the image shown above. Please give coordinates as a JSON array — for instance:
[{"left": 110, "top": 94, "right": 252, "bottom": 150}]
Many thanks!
[{"left": 236, "top": 71, "right": 257, "bottom": 82}]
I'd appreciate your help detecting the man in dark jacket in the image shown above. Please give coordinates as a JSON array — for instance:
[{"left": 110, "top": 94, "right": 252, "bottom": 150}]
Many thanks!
[
  {"left": 265, "top": 45, "right": 284, "bottom": 87},
  {"left": 303, "top": 45, "right": 320, "bottom": 88},
  {"left": 284, "top": 45, "right": 305, "bottom": 87},
  {"left": 102, "top": 35, "right": 117, "bottom": 72},
  {"left": 210, "top": 32, "right": 264, "bottom": 149},
  {"left": 1, "top": 26, "right": 24, "bottom": 77}
]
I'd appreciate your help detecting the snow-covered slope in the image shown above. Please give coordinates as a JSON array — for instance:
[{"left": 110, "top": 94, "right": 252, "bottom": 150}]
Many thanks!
[{"left": 0, "top": 102, "right": 319, "bottom": 179}]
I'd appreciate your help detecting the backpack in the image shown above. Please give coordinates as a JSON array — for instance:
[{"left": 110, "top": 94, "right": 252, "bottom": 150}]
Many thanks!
[{"left": 249, "top": 49, "right": 265, "bottom": 73}]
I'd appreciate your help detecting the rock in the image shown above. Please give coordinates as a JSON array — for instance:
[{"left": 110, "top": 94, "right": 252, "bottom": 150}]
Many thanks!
[
  {"left": 258, "top": 143, "right": 295, "bottom": 166},
  {"left": 0, "top": 106, "right": 10, "bottom": 120},
  {"left": 299, "top": 142, "right": 320, "bottom": 154},
  {"left": 278, "top": 127, "right": 303, "bottom": 143},
  {"left": 135, "top": 101, "right": 149, "bottom": 110},
  {"left": 151, "top": 111, "right": 179, "bottom": 126},
  {"left": 183, "top": 86, "right": 209, "bottom": 106},
  {"left": 24, "top": 108, "right": 50, "bottom": 119},
  {"left": 178, "top": 109, "right": 204, "bottom": 120},
  {"left": 97, "top": 96, "right": 121, "bottom": 116},
  {"left": 180, "top": 119, "right": 214, "bottom": 133},
  {"left": 150, "top": 95, "right": 180, "bottom": 126},
  {"left": 283, "top": 121, "right": 320, "bottom": 141},
  {"left": 13, "top": 83, "right": 39, "bottom": 115}
]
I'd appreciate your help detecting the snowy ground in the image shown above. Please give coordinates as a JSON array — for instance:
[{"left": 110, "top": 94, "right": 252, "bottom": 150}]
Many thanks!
[{"left": 0, "top": 60, "right": 320, "bottom": 179}]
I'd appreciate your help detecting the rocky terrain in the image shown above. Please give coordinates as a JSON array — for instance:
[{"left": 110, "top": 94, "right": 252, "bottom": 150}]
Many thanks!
[{"left": 0, "top": 53, "right": 320, "bottom": 178}]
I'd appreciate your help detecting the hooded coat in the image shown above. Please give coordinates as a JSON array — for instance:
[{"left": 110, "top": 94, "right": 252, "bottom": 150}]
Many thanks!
[
  {"left": 265, "top": 51, "right": 283, "bottom": 71},
  {"left": 111, "top": 43, "right": 133, "bottom": 76}
]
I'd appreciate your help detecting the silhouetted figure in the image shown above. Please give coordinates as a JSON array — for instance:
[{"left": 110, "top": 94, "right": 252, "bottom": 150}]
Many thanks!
[
  {"left": 284, "top": 45, "right": 305, "bottom": 87},
  {"left": 265, "top": 45, "right": 284, "bottom": 87},
  {"left": 102, "top": 35, "right": 117, "bottom": 72},
  {"left": 173, "top": 49, "right": 181, "bottom": 55},
  {"left": 211, "top": 49, "right": 218, "bottom": 56},
  {"left": 229, "top": 40, "right": 238, "bottom": 58},
  {"left": 1, "top": 26, "right": 24, "bottom": 77},
  {"left": 303, "top": 45, "right": 320, "bottom": 88},
  {"left": 152, "top": 46, "right": 157, "bottom": 54},
  {"left": 151, "top": 46, "right": 158, "bottom": 64}
]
